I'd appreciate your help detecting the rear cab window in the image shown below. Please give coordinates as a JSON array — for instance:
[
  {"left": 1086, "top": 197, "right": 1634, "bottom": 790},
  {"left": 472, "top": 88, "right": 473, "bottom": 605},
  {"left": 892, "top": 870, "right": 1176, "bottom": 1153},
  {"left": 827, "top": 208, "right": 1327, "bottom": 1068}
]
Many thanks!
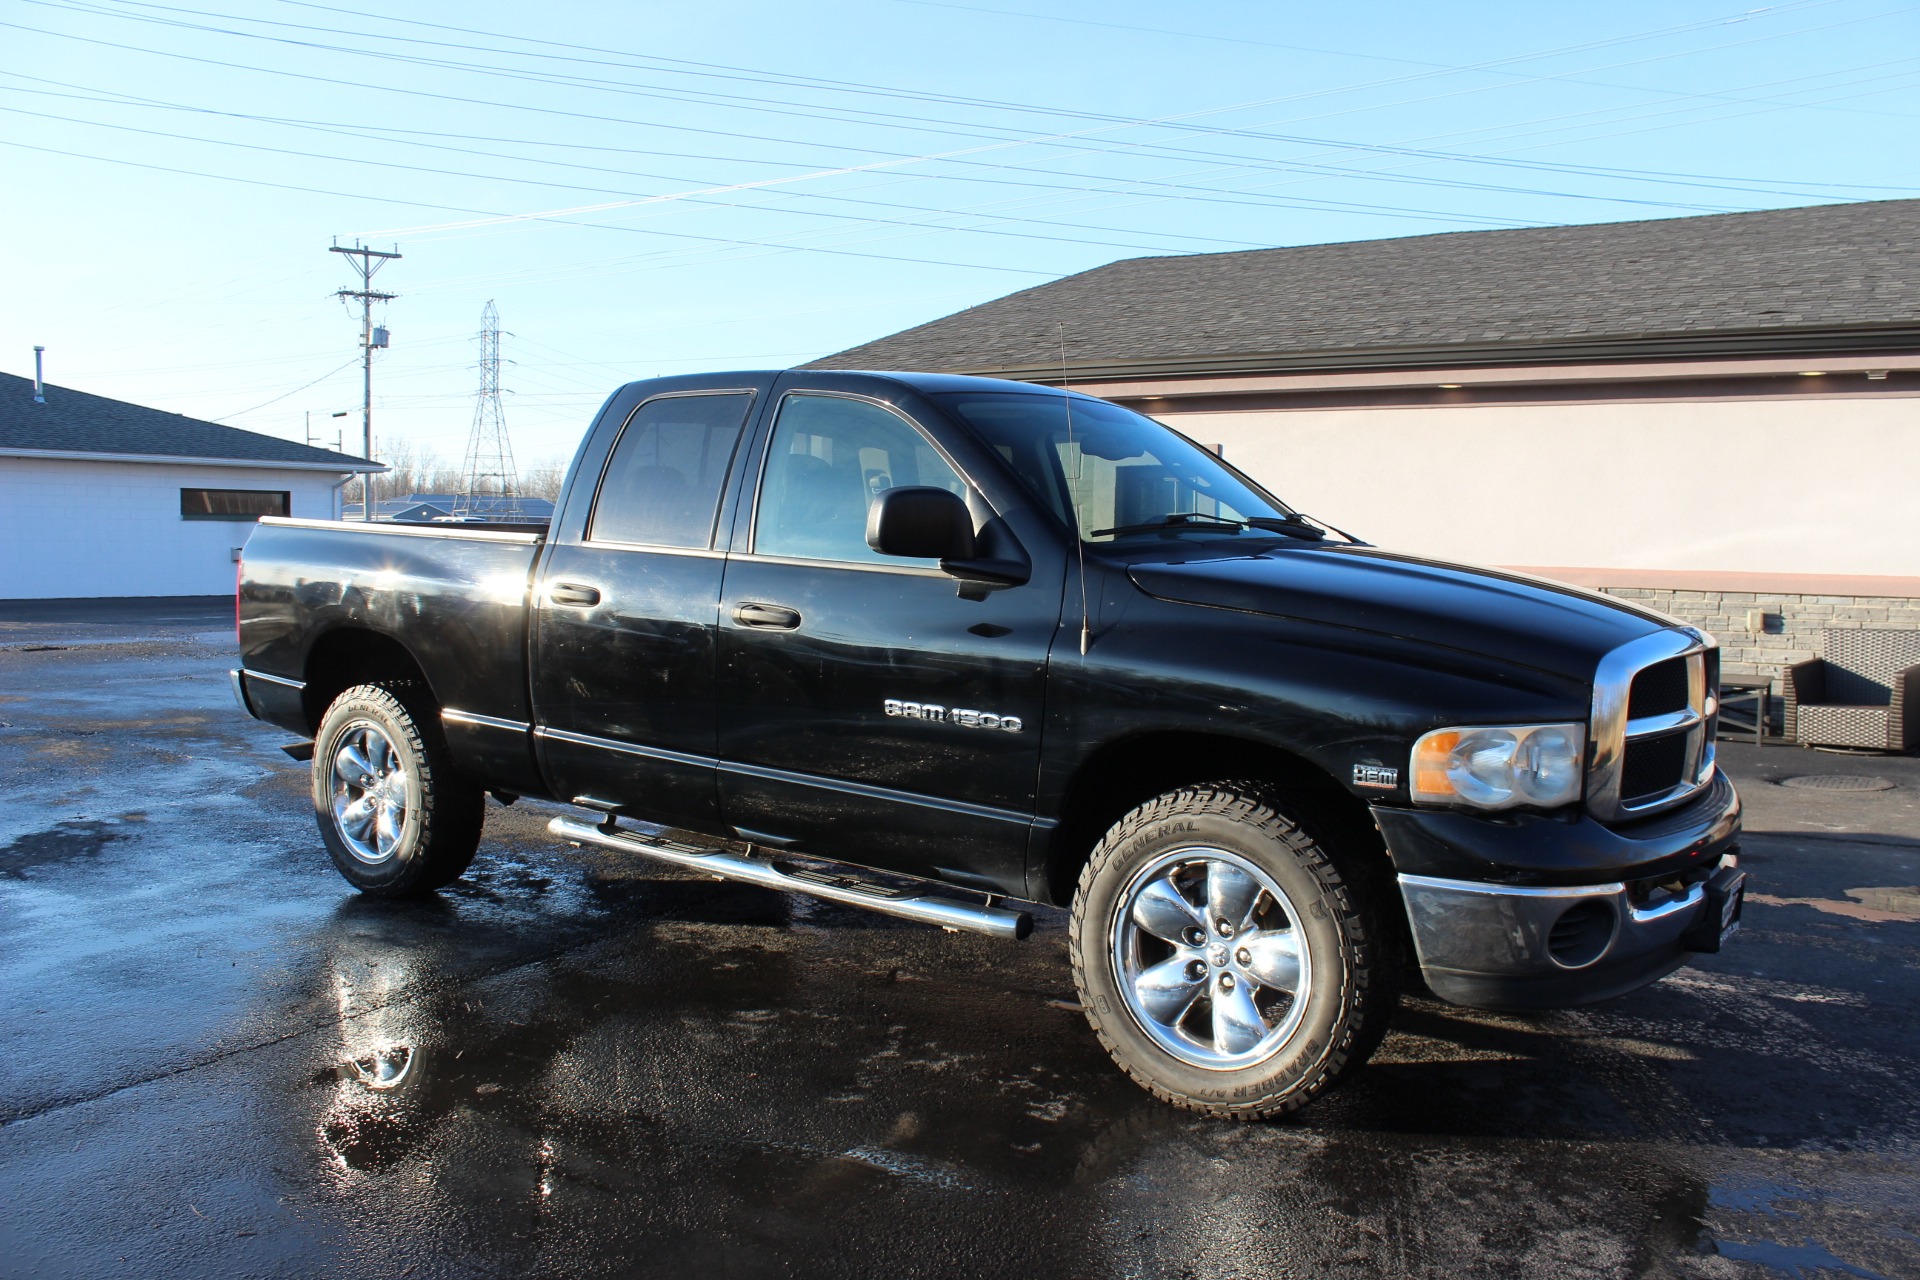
[{"left": 588, "top": 392, "right": 754, "bottom": 549}]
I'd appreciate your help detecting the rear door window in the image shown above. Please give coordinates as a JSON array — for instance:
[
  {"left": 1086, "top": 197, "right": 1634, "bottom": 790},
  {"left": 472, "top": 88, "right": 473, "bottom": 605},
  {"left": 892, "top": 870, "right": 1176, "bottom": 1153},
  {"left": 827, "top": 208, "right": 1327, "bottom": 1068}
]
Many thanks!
[{"left": 588, "top": 392, "right": 753, "bottom": 548}]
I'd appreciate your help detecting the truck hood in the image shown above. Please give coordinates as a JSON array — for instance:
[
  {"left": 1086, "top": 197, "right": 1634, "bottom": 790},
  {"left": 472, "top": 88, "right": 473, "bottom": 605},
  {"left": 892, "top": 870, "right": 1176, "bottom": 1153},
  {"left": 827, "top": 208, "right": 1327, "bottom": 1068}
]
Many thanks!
[{"left": 1127, "top": 544, "right": 1673, "bottom": 680}]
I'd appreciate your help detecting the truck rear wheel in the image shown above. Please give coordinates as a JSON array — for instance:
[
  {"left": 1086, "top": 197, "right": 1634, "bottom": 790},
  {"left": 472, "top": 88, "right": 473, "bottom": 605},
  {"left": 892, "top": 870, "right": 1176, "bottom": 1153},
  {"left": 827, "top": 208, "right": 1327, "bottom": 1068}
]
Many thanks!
[
  {"left": 311, "top": 682, "right": 484, "bottom": 896},
  {"left": 1069, "top": 782, "right": 1397, "bottom": 1119}
]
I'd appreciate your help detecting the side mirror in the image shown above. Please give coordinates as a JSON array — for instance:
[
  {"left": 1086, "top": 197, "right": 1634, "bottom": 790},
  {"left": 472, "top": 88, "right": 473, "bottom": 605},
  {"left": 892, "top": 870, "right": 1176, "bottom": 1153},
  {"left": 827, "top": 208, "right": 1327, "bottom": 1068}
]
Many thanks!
[{"left": 867, "top": 487, "right": 976, "bottom": 561}]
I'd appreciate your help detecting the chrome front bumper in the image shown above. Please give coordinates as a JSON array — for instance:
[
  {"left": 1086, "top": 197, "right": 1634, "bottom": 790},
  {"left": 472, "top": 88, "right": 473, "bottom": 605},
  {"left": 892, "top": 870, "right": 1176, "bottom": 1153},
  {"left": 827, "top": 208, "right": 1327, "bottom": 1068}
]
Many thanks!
[{"left": 1397, "top": 857, "right": 1745, "bottom": 1010}]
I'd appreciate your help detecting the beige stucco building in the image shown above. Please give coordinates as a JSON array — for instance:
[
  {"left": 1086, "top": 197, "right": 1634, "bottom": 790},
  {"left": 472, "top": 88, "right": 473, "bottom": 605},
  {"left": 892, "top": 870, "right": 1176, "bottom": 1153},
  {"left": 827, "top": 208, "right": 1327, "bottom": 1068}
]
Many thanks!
[{"left": 812, "top": 199, "right": 1920, "bottom": 690}]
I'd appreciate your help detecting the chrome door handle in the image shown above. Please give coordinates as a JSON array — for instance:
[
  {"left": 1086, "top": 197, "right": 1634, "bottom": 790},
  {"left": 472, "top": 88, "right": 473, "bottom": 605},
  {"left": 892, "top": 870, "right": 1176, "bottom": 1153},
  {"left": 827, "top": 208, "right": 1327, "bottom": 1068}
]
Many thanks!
[
  {"left": 733, "top": 602, "right": 802, "bottom": 630},
  {"left": 548, "top": 582, "right": 601, "bottom": 607}
]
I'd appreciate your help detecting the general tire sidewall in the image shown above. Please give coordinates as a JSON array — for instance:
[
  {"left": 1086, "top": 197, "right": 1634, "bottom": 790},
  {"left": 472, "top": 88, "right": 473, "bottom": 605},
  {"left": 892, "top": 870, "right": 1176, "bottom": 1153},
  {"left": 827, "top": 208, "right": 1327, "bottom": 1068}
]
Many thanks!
[
  {"left": 1075, "top": 801, "right": 1361, "bottom": 1113},
  {"left": 313, "top": 689, "right": 432, "bottom": 893}
]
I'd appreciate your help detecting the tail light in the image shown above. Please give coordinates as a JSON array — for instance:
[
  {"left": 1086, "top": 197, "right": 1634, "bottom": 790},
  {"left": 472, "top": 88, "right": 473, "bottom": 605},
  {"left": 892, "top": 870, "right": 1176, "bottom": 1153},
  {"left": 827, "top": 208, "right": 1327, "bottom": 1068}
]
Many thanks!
[{"left": 234, "top": 554, "right": 244, "bottom": 645}]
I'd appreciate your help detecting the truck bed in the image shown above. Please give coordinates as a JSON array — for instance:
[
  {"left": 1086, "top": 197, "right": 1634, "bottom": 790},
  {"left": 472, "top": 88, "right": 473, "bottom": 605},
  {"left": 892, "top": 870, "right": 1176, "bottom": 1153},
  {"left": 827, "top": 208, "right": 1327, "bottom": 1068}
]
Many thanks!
[{"left": 236, "top": 517, "right": 545, "bottom": 763}]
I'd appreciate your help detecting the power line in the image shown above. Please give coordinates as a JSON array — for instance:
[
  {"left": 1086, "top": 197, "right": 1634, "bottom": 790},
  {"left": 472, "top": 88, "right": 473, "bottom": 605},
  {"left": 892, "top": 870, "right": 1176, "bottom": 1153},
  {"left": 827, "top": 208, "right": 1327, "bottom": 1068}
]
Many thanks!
[
  {"left": 17, "top": 0, "right": 1914, "bottom": 267},
  {"left": 0, "top": 78, "right": 1345, "bottom": 250},
  {"left": 34, "top": 0, "right": 1916, "bottom": 193},
  {"left": 11, "top": 0, "right": 1910, "bottom": 295},
  {"left": 0, "top": 100, "right": 1301, "bottom": 257},
  {"left": 213, "top": 355, "right": 358, "bottom": 420},
  {"left": 0, "top": 8, "right": 1779, "bottom": 225},
  {"left": 3, "top": 6, "right": 1886, "bottom": 221},
  {"left": 0, "top": 137, "right": 1070, "bottom": 277},
  {"left": 250, "top": 0, "right": 1912, "bottom": 131},
  {"left": 0, "top": 75, "right": 1566, "bottom": 232}
]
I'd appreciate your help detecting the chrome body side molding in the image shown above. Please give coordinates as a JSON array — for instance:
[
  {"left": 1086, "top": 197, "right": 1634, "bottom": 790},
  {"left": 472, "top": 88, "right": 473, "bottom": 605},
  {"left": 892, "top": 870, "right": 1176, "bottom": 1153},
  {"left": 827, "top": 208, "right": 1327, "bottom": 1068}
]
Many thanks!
[
  {"left": 531, "top": 725, "right": 1037, "bottom": 827},
  {"left": 717, "top": 760, "right": 1035, "bottom": 827},
  {"left": 534, "top": 724, "right": 714, "bottom": 770},
  {"left": 442, "top": 709, "right": 533, "bottom": 734}
]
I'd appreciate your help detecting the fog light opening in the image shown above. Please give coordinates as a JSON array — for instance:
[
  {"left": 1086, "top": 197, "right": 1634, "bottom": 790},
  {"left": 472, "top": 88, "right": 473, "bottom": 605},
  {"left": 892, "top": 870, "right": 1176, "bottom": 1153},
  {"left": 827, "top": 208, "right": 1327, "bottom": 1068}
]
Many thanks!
[{"left": 1547, "top": 899, "right": 1617, "bottom": 969}]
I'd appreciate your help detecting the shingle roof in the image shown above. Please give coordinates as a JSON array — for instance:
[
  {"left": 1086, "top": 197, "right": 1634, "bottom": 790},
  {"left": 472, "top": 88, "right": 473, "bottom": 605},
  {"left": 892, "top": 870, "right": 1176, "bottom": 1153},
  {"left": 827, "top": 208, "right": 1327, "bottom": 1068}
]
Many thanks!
[
  {"left": 0, "top": 371, "right": 379, "bottom": 469},
  {"left": 808, "top": 199, "right": 1920, "bottom": 379}
]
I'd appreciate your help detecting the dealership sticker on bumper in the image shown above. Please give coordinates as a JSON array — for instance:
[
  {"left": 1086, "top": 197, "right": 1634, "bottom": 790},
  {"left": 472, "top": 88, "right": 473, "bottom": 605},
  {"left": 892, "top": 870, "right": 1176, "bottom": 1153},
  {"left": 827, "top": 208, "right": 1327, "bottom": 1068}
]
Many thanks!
[
  {"left": 1717, "top": 873, "right": 1746, "bottom": 944},
  {"left": 1683, "top": 866, "right": 1747, "bottom": 953}
]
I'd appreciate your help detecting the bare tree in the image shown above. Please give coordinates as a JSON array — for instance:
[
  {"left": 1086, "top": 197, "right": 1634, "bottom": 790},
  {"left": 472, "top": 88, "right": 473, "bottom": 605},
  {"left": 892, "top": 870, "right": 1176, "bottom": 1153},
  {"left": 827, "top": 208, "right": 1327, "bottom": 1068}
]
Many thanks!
[
  {"left": 371, "top": 442, "right": 565, "bottom": 504},
  {"left": 519, "top": 458, "right": 567, "bottom": 500},
  {"left": 373, "top": 441, "right": 464, "bottom": 500}
]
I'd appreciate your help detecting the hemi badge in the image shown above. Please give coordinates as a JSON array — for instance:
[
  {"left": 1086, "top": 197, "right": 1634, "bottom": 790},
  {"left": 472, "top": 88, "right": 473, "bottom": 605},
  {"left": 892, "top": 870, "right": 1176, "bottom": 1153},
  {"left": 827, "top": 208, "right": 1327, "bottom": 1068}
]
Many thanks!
[{"left": 1353, "top": 764, "right": 1400, "bottom": 790}]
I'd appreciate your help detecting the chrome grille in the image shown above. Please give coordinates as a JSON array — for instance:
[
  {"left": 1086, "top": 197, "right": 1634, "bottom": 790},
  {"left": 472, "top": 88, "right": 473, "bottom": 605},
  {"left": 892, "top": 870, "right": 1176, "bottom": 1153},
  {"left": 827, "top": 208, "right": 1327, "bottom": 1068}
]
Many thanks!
[
  {"left": 1620, "top": 729, "right": 1689, "bottom": 804},
  {"left": 1588, "top": 629, "right": 1718, "bottom": 824},
  {"left": 1628, "top": 658, "right": 1689, "bottom": 718}
]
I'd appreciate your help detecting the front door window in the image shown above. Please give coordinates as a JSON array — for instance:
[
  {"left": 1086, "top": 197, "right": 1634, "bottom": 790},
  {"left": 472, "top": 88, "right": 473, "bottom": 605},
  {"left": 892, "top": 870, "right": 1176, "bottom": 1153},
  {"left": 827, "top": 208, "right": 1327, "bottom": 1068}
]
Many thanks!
[{"left": 754, "top": 394, "right": 968, "bottom": 565}]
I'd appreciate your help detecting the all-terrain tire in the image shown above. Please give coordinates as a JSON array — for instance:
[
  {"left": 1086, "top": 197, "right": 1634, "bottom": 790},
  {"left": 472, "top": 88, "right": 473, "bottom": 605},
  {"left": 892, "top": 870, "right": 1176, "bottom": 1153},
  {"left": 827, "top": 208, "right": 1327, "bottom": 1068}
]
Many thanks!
[
  {"left": 311, "top": 681, "right": 484, "bottom": 896},
  {"left": 1069, "top": 781, "right": 1398, "bottom": 1119}
]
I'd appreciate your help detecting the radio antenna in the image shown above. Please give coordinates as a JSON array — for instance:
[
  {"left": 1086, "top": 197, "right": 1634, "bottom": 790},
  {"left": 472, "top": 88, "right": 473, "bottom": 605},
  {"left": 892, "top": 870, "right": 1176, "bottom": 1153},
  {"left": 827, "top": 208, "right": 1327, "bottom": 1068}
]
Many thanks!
[{"left": 1059, "top": 322, "right": 1091, "bottom": 656}]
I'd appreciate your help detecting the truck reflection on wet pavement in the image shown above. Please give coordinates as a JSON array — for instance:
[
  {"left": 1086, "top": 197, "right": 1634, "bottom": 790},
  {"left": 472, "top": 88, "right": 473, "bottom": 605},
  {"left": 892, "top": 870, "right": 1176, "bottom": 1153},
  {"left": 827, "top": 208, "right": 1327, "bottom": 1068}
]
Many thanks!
[{"left": 2, "top": 610, "right": 1918, "bottom": 1278}]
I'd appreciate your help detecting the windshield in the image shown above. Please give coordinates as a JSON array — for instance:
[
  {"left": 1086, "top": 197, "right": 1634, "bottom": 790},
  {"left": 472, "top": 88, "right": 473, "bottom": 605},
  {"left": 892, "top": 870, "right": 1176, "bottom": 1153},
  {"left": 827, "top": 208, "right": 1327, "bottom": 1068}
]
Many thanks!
[{"left": 936, "top": 391, "right": 1293, "bottom": 543}]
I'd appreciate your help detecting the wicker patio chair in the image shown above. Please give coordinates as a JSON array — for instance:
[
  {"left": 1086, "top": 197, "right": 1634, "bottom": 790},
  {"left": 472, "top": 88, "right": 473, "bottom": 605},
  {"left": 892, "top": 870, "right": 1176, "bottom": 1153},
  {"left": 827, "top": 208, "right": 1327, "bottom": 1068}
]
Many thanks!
[{"left": 1782, "top": 628, "right": 1920, "bottom": 751}]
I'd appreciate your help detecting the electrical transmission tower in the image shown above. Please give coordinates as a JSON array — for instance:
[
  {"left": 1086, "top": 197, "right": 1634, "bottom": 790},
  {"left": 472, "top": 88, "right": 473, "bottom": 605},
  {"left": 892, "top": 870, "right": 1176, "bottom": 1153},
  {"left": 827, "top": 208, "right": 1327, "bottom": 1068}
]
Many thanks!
[
  {"left": 455, "top": 300, "right": 522, "bottom": 521},
  {"left": 330, "top": 241, "right": 399, "bottom": 521}
]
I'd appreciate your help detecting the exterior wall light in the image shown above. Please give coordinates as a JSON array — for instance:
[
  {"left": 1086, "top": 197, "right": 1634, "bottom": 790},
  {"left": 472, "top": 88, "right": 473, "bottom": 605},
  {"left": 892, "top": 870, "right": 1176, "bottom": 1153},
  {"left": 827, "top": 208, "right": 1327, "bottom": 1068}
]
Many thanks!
[{"left": 1437, "top": 383, "right": 1463, "bottom": 389}]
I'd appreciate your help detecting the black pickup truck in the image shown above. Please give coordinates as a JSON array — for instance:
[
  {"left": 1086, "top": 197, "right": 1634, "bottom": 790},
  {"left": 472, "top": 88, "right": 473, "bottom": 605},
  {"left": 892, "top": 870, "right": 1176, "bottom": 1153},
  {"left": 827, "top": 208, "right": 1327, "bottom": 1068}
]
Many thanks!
[{"left": 232, "top": 369, "right": 1744, "bottom": 1117}]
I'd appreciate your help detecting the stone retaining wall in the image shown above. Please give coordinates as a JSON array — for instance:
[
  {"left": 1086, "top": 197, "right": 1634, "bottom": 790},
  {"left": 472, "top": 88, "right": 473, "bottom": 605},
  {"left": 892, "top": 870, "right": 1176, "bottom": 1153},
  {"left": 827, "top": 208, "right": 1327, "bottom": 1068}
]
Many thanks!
[{"left": 1595, "top": 587, "right": 1920, "bottom": 732}]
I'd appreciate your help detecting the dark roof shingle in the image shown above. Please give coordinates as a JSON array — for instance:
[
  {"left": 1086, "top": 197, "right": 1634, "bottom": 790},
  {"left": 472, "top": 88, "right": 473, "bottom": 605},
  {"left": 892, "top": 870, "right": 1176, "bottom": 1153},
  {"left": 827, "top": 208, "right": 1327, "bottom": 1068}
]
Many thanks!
[
  {"left": 807, "top": 199, "right": 1920, "bottom": 378},
  {"left": 0, "top": 371, "right": 377, "bottom": 468}
]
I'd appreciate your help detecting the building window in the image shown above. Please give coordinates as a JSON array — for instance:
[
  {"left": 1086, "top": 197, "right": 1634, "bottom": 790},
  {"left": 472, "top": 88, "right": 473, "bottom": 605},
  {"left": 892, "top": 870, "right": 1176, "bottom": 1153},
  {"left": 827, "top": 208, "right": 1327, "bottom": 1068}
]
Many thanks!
[{"left": 180, "top": 488, "right": 290, "bottom": 521}]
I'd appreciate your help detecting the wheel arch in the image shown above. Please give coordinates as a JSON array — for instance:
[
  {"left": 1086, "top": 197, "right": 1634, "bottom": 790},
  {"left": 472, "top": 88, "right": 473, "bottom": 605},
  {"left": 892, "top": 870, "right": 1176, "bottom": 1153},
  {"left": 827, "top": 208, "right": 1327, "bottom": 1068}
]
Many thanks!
[
  {"left": 301, "top": 626, "right": 437, "bottom": 732},
  {"left": 1040, "top": 731, "right": 1390, "bottom": 909}
]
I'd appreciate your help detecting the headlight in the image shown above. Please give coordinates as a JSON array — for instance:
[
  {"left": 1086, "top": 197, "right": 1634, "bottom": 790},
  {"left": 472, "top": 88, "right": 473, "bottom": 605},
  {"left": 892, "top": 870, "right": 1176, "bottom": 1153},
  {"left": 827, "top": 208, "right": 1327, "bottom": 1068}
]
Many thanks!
[{"left": 1410, "top": 722, "right": 1585, "bottom": 811}]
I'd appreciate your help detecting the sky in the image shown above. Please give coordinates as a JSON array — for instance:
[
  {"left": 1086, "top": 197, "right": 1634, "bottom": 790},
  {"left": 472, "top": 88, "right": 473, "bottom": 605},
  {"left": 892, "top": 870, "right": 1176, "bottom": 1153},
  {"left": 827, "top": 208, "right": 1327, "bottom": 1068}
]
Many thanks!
[{"left": 3, "top": 0, "right": 1916, "bottom": 473}]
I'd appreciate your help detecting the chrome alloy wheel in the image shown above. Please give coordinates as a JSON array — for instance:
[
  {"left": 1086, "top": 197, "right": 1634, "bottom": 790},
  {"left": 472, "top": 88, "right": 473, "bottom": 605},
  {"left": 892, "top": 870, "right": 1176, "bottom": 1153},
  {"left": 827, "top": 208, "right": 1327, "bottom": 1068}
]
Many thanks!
[
  {"left": 329, "top": 722, "right": 409, "bottom": 865},
  {"left": 1111, "top": 847, "right": 1313, "bottom": 1070}
]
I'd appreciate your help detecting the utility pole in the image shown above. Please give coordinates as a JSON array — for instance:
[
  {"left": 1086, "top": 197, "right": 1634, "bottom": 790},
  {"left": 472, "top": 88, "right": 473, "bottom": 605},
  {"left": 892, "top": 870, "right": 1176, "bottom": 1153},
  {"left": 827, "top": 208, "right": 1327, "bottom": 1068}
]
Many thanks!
[
  {"left": 455, "top": 300, "right": 522, "bottom": 521},
  {"left": 330, "top": 242, "right": 400, "bottom": 521}
]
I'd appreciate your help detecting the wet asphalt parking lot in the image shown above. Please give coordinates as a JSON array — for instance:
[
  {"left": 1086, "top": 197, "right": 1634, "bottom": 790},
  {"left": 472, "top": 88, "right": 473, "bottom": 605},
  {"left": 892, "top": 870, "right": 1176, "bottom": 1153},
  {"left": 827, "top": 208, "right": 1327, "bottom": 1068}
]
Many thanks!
[{"left": 2, "top": 600, "right": 1918, "bottom": 1280}]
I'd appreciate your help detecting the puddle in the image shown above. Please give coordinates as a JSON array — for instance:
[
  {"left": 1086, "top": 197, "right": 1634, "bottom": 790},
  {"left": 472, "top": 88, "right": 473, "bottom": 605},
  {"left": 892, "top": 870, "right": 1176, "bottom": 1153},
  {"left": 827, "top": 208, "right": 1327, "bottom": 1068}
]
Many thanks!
[
  {"left": 0, "top": 820, "right": 126, "bottom": 878},
  {"left": 1715, "top": 1235, "right": 1889, "bottom": 1278}
]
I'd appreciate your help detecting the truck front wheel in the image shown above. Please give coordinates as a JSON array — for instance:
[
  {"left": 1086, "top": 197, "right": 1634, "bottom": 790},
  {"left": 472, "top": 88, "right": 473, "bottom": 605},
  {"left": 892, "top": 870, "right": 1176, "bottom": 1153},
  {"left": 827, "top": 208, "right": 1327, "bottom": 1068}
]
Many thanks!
[
  {"left": 1070, "top": 782, "right": 1398, "bottom": 1118},
  {"left": 311, "top": 682, "right": 484, "bottom": 896}
]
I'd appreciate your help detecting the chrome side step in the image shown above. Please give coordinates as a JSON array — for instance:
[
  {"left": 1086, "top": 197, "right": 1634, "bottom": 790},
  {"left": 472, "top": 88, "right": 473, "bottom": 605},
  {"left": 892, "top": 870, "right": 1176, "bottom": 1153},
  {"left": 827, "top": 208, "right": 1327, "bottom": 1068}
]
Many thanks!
[{"left": 549, "top": 815, "right": 1034, "bottom": 941}]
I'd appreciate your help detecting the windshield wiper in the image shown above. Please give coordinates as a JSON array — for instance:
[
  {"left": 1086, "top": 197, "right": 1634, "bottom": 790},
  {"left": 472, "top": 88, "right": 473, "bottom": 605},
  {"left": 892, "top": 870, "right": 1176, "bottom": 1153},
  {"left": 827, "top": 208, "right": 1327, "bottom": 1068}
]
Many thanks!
[
  {"left": 1090, "top": 512, "right": 1251, "bottom": 538},
  {"left": 1243, "top": 516, "right": 1329, "bottom": 541},
  {"left": 1090, "top": 511, "right": 1335, "bottom": 541},
  {"left": 1275, "top": 513, "right": 1369, "bottom": 545}
]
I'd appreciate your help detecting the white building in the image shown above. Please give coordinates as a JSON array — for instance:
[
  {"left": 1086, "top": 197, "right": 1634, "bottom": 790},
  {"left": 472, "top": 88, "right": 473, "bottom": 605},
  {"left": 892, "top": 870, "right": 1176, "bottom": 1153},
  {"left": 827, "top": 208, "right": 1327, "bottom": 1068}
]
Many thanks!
[{"left": 0, "top": 370, "right": 380, "bottom": 599}]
